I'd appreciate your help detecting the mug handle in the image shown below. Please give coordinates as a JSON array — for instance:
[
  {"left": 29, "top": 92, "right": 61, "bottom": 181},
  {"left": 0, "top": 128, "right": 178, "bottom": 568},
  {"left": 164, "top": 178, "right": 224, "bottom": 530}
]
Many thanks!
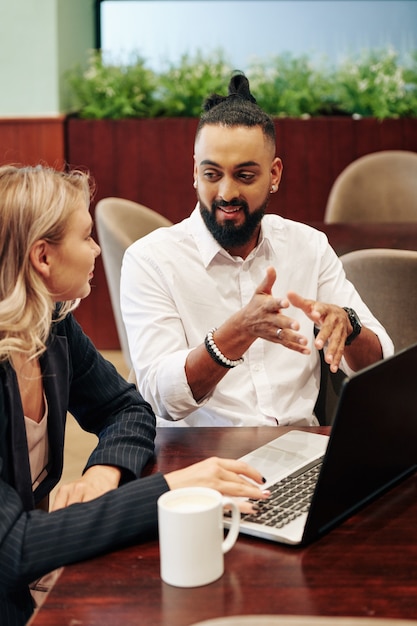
[{"left": 221, "top": 497, "right": 240, "bottom": 554}]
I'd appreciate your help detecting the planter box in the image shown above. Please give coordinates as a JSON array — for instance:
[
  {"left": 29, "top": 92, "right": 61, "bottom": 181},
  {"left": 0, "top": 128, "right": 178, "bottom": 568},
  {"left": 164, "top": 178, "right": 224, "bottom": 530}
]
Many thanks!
[
  {"left": 65, "top": 116, "right": 417, "bottom": 349},
  {"left": 66, "top": 116, "right": 417, "bottom": 223}
]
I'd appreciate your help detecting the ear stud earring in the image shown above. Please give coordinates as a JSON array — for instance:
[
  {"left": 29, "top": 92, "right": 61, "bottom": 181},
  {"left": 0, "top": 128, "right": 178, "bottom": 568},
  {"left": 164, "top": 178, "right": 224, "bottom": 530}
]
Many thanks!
[{"left": 270, "top": 185, "right": 277, "bottom": 193}]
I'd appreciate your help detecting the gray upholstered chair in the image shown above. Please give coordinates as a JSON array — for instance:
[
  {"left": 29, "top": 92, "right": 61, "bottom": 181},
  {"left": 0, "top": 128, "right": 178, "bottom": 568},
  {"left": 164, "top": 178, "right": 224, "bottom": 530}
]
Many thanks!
[
  {"left": 95, "top": 197, "right": 172, "bottom": 371},
  {"left": 315, "top": 247, "right": 417, "bottom": 425},
  {"left": 324, "top": 150, "right": 417, "bottom": 223},
  {"left": 340, "top": 247, "right": 417, "bottom": 352}
]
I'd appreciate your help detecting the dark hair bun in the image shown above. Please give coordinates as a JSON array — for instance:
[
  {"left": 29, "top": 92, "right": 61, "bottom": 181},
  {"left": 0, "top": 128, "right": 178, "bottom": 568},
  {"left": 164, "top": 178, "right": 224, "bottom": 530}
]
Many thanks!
[
  {"left": 202, "top": 71, "right": 256, "bottom": 112},
  {"left": 228, "top": 72, "right": 257, "bottom": 103}
]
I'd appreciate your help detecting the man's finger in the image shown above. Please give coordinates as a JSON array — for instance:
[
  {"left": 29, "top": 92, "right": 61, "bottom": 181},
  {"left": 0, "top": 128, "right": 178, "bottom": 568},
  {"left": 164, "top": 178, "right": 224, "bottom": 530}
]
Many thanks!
[
  {"left": 287, "top": 291, "right": 308, "bottom": 310},
  {"left": 255, "top": 266, "right": 276, "bottom": 295}
]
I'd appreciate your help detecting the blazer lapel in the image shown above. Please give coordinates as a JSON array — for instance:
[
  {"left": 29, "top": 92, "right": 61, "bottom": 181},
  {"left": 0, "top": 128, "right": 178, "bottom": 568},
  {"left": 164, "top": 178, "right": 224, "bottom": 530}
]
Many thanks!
[
  {"left": 36, "top": 333, "right": 70, "bottom": 500},
  {"left": 1, "top": 331, "right": 70, "bottom": 511}
]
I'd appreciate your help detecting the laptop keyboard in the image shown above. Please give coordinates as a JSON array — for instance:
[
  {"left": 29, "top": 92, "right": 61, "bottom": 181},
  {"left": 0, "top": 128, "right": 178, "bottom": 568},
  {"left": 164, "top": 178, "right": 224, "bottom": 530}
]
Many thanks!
[{"left": 242, "top": 458, "right": 323, "bottom": 529}]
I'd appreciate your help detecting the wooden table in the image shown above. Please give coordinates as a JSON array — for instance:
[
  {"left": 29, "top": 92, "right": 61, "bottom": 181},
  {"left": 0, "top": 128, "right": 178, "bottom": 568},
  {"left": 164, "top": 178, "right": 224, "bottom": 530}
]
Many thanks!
[{"left": 30, "top": 427, "right": 417, "bottom": 625}]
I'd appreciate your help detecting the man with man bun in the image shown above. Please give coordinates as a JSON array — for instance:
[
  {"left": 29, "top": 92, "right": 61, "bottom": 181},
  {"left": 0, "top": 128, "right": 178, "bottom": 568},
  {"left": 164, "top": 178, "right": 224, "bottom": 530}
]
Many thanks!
[{"left": 121, "top": 72, "right": 393, "bottom": 427}]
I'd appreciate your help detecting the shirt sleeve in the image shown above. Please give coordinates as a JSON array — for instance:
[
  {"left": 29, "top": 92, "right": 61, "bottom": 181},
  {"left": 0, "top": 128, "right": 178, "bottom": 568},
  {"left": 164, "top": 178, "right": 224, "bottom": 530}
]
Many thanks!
[
  {"left": 61, "top": 313, "right": 157, "bottom": 478},
  {"left": 0, "top": 469, "right": 169, "bottom": 595},
  {"left": 121, "top": 243, "right": 206, "bottom": 421},
  {"left": 315, "top": 236, "right": 394, "bottom": 373}
]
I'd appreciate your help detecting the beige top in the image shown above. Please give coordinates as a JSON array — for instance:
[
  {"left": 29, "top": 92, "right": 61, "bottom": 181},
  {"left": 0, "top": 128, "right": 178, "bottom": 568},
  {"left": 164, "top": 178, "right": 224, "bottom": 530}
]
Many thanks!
[
  {"left": 25, "top": 394, "right": 61, "bottom": 609},
  {"left": 24, "top": 393, "right": 49, "bottom": 490}
]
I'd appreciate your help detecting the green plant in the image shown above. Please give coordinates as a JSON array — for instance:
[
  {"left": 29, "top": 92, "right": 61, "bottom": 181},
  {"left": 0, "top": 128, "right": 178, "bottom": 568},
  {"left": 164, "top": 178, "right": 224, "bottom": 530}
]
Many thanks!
[
  {"left": 247, "top": 53, "right": 338, "bottom": 117},
  {"left": 65, "top": 46, "right": 417, "bottom": 120},
  {"left": 403, "top": 55, "right": 417, "bottom": 117},
  {"left": 333, "top": 46, "right": 417, "bottom": 119},
  {"left": 154, "top": 51, "right": 234, "bottom": 117},
  {"left": 66, "top": 50, "right": 158, "bottom": 119}
]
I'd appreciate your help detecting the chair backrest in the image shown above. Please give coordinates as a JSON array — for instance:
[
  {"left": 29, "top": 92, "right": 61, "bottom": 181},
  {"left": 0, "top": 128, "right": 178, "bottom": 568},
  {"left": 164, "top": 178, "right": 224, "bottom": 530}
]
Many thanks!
[
  {"left": 340, "top": 248, "right": 417, "bottom": 352},
  {"left": 95, "top": 197, "right": 172, "bottom": 369},
  {"left": 324, "top": 150, "right": 417, "bottom": 223},
  {"left": 315, "top": 247, "right": 417, "bottom": 425}
]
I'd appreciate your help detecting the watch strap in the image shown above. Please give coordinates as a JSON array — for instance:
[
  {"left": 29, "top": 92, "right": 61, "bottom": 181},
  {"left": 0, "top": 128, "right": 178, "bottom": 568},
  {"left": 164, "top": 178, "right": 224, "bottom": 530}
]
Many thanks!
[{"left": 343, "top": 307, "right": 362, "bottom": 345}]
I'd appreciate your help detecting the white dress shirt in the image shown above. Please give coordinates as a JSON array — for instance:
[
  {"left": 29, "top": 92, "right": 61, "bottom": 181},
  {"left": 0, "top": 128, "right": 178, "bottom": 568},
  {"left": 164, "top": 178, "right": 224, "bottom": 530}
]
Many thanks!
[{"left": 121, "top": 207, "right": 393, "bottom": 427}]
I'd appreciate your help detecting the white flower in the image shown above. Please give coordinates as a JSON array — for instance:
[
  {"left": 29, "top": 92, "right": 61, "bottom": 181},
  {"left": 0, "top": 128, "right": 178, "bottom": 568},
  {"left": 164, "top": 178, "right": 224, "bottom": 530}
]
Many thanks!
[{"left": 84, "top": 67, "right": 98, "bottom": 80}]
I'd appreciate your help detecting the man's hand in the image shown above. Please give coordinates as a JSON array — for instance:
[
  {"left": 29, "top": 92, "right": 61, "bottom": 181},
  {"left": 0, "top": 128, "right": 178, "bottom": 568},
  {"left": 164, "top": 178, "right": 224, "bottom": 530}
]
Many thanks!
[
  {"left": 51, "top": 465, "right": 122, "bottom": 511},
  {"left": 241, "top": 267, "right": 310, "bottom": 354},
  {"left": 287, "top": 291, "right": 370, "bottom": 373}
]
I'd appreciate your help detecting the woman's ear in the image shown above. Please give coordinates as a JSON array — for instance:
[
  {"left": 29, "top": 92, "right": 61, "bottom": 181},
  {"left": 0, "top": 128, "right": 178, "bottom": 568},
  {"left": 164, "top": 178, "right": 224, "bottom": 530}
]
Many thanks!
[{"left": 29, "top": 240, "right": 51, "bottom": 279}]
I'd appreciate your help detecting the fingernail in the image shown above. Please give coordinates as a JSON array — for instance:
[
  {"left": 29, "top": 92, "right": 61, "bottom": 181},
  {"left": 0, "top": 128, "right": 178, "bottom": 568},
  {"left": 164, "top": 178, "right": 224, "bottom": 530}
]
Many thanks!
[{"left": 262, "top": 476, "right": 267, "bottom": 483}]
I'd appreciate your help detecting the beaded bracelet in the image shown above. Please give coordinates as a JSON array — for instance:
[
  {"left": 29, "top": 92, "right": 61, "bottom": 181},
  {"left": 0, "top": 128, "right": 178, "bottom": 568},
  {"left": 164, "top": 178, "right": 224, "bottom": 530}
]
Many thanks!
[{"left": 204, "top": 328, "right": 244, "bottom": 369}]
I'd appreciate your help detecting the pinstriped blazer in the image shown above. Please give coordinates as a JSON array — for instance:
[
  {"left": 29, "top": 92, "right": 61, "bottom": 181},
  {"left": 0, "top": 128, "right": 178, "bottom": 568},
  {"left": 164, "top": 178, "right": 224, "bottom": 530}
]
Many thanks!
[{"left": 0, "top": 313, "right": 169, "bottom": 625}]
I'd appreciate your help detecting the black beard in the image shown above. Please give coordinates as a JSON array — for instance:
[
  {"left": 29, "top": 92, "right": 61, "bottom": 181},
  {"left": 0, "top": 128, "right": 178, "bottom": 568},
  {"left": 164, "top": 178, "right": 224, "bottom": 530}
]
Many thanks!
[{"left": 199, "top": 196, "right": 268, "bottom": 249}]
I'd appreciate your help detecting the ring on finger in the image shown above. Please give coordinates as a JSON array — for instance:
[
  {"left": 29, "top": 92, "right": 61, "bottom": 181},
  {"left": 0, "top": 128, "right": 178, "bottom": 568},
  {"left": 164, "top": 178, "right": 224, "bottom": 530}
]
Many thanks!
[{"left": 276, "top": 328, "right": 283, "bottom": 339}]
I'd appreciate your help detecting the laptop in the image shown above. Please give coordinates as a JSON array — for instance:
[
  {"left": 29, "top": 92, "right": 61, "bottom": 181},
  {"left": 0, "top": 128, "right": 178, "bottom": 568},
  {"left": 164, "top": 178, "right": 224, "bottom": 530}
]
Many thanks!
[{"left": 226, "top": 342, "right": 417, "bottom": 546}]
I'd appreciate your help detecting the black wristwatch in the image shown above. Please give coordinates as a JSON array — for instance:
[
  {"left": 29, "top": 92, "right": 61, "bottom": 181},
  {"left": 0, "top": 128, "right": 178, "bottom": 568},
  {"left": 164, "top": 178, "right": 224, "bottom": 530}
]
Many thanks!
[{"left": 343, "top": 307, "right": 362, "bottom": 345}]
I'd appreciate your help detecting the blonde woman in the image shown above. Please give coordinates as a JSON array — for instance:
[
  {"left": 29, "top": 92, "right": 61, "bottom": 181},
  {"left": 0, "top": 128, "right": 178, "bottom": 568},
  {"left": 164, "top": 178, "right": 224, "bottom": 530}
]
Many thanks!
[{"left": 0, "top": 165, "right": 267, "bottom": 625}]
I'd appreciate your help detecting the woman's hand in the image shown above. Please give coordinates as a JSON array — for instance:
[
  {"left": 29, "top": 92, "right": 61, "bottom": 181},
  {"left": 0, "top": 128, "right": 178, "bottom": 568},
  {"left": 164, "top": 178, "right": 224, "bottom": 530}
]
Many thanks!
[
  {"left": 165, "top": 457, "right": 270, "bottom": 513},
  {"left": 51, "top": 465, "right": 122, "bottom": 511}
]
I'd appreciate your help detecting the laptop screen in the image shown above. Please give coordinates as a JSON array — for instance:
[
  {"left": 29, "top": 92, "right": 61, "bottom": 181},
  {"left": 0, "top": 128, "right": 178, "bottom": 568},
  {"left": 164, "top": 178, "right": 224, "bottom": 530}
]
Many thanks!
[{"left": 304, "top": 342, "right": 417, "bottom": 543}]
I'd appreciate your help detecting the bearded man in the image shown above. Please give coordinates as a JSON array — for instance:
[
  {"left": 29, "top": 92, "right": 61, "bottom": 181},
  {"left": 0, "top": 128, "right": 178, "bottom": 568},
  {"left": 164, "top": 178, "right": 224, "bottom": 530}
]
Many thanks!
[{"left": 121, "top": 72, "right": 393, "bottom": 427}]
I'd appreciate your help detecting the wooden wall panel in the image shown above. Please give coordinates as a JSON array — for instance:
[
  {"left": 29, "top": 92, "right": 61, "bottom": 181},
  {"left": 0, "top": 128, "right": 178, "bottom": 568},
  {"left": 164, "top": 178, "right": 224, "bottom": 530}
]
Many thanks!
[
  {"left": 65, "top": 121, "right": 119, "bottom": 347},
  {"left": 13, "top": 116, "right": 417, "bottom": 351},
  {"left": 65, "top": 117, "right": 417, "bottom": 349},
  {"left": 0, "top": 117, "right": 65, "bottom": 168},
  {"left": 66, "top": 117, "right": 417, "bottom": 227},
  {"left": 328, "top": 118, "right": 356, "bottom": 186},
  {"left": 66, "top": 118, "right": 200, "bottom": 348},
  {"left": 302, "top": 118, "right": 333, "bottom": 223},
  {"left": 404, "top": 119, "right": 417, "bottom": 151},
  {"left": 272, "top": 118, "right": 308, "bottom": 220}
]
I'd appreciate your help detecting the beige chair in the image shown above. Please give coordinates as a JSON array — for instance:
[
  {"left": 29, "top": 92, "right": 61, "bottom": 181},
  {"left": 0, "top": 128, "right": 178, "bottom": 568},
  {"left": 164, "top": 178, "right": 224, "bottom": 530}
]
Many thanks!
[
  {"left": 324, "top": 150, "right": 417, "bottom": 223},
  {"left": 340, "top": 248, "right": 417, "bottom": 352},
  {"left": 95, "top": 197, "right": 172, "bottom": 370},
  {"left": 315, "top": 247, "right": 417, "bottom": 425}
]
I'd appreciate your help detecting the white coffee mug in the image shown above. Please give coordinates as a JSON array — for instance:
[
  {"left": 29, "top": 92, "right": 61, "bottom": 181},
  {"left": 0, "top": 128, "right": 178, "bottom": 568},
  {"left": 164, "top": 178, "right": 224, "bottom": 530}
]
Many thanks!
[{"left": 157, "top": 486, "right": 240, "bottom": 587}]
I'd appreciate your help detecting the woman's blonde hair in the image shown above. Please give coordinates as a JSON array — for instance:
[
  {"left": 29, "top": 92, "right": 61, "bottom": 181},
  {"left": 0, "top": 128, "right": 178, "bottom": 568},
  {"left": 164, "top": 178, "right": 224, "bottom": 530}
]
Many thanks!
[{"left": 0, "top": 164, "right": 94, "bottom": 363}]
